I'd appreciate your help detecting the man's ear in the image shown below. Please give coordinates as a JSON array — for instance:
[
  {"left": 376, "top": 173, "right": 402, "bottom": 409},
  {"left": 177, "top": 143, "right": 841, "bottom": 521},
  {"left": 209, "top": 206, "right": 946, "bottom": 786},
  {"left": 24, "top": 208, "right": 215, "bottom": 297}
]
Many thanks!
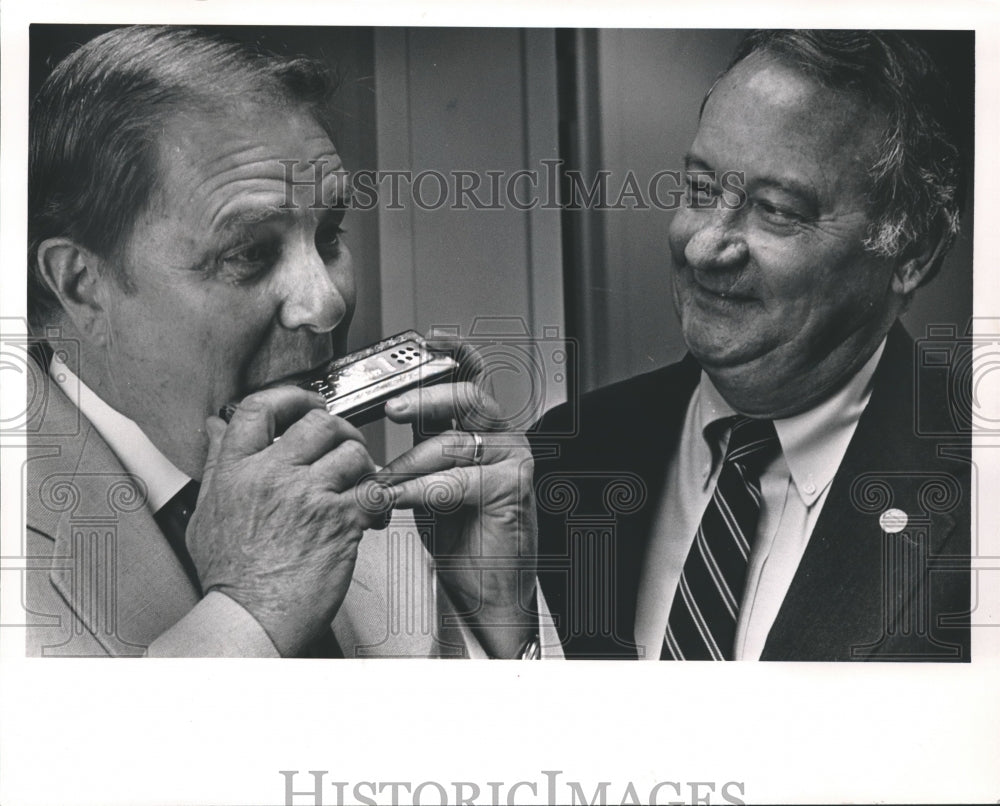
[
  {"left": 35, "top": 238, "right": 111, "bottom": 345},
  {"left": 890, "top": 223, "right": 951, "bottom": 297}
]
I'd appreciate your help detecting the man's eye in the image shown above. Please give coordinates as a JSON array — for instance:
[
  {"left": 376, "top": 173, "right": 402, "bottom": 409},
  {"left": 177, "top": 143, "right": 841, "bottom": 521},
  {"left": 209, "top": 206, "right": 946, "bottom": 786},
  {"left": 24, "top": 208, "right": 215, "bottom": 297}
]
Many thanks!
[
  {"left": 316, "top": 226, "right": 346, "bottom": 258},
  {"left": 684, "top": 174, "right": 720, "bottom": 208},
  {"left": 218, "top": 241, "right": 279, "bottom": 281},
  {"left": 229, "top": 244, "right": 268, "bottom": 263},
  {"left": 753, "top": 199, "right": 803, "bottom": 226}
]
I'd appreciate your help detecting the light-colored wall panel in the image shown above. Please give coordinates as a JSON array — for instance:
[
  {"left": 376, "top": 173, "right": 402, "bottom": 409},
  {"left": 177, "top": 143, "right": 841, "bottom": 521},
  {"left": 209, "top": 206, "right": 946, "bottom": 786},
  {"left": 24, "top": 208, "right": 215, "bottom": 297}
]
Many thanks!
[
  {"left": 594, "top": 29, "right": 741, "bottom": 387},
  {"left": 375, "top": 28, "right": 564, "bottom": 462}
]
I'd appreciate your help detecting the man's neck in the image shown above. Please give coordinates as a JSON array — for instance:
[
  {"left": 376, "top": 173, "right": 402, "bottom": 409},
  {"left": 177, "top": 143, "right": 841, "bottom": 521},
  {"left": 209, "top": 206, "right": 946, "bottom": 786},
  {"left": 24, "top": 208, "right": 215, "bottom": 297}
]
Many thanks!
[
  {"left": 704, "top": 320, "right": 896, "bottom": 419},
  {"left": 72, "top": 340, "right": 209, "bottom": 480},
  {"left": 49, "top": 352, "right": 191, "bottom": 510}
]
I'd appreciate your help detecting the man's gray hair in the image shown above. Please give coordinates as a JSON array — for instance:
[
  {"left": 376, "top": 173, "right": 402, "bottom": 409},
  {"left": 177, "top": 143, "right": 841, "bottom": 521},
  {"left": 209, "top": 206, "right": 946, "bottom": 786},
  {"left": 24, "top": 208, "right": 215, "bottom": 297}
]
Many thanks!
[
  {"left": 714, "top": 30, "right": 970, "bottom": 287},
  {"left": 28, "top": 25, "right": 339, "bottom": 329}
]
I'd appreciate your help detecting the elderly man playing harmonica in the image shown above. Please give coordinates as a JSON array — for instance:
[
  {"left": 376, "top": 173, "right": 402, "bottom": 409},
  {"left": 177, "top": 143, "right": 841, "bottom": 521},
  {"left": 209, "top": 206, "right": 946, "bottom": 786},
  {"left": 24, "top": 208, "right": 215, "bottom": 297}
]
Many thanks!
[{"left": 25, "top": 26, "right": 543, "bottom": 658}]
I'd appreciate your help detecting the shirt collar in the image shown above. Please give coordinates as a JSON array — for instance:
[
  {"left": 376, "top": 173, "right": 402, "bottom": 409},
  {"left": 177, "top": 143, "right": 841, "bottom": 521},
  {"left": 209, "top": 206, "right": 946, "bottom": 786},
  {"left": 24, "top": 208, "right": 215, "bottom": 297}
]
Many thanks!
[
  {"left": 696, "top": 338, "right": 886, "bottom": 507},
  {"left": 50, "top": 354, "right": 190, "bottom": 512}
]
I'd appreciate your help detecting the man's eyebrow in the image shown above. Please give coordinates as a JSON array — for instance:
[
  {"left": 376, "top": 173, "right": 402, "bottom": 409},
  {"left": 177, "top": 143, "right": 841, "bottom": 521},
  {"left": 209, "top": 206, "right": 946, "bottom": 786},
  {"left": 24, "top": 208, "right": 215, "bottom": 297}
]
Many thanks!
[
  {"left": 685, "top": 153, "right": 819, "bottom": 205},
  {"left": 751, "top": 176, "right": 819, "bottom": 207},
  {"left": 212, "top": 191, "right": 351, "bottom": 234},
  {"left": 682, "top": 154, "right": 732, "bottom": 187},
  {"left": 212, "top": 205, "right": 290, "bottom": 233},
  {"left": 208, "top": 156, "right": 351, "bottom": 232},
  {"left": 683, "top": 154, "right": 712, "bottom": 173}
]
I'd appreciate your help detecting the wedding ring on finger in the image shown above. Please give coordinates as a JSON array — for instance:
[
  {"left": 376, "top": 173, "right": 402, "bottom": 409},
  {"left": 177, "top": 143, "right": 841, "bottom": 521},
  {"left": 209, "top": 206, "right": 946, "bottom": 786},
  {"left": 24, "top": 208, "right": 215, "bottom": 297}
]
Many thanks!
[{"left": 470, "top": 431, "right": 485, "bottom": 464}]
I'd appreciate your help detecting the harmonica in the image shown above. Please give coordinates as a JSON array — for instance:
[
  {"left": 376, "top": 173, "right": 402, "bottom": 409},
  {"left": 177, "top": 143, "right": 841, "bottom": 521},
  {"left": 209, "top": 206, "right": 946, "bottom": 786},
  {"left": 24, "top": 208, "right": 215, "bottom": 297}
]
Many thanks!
[{"left": 219, "top": 331, "right": 461, "bottom": 426}]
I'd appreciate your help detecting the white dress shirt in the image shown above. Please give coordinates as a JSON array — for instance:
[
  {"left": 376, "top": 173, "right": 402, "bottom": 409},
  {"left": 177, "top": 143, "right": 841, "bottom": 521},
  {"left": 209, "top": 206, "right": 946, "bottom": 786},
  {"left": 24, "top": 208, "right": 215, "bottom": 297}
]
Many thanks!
[
  {"left": 634, "top": 341, "right": 886, "bottom": 660},
  {"left": 50, "top": 353, "right": 189, "bottom": 512},
  {"left": 49, "top": 353, "right": 559, "bottom": 658}
]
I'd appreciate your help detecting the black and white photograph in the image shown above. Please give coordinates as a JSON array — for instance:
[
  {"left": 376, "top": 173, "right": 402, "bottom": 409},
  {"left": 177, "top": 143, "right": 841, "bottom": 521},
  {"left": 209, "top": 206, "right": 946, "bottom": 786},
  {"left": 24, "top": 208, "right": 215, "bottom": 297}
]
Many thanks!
[{"left": 1, "top": 1, "right": 997, "bottom": 804}]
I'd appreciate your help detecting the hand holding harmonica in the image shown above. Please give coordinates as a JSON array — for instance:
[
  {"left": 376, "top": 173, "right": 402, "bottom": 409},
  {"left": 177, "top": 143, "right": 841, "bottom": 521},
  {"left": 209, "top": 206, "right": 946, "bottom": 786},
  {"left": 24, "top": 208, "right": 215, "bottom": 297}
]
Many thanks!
[
  {"left": 217, "top": 331, "right": 539, "bottom": 658},
  {"left": 367, "top": 334, "right": 539, "bottom": 660},
  {"left": 188, "top": 387, "right": 383, "bottom": 657}
]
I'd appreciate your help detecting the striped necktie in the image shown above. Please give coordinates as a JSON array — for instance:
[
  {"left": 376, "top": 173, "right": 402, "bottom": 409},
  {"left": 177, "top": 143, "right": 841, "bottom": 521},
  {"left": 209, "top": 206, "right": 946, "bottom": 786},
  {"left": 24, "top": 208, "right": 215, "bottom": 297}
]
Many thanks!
[{"left": 662, "top": 416, "right": 778, "bottom": 660}]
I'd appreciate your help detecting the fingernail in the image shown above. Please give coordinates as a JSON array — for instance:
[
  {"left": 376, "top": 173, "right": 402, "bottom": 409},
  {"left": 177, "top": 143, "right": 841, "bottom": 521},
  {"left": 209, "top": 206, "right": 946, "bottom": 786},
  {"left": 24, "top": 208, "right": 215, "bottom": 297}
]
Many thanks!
[{"left": 386, "top": 398, "right": 409, "bottom": 414}]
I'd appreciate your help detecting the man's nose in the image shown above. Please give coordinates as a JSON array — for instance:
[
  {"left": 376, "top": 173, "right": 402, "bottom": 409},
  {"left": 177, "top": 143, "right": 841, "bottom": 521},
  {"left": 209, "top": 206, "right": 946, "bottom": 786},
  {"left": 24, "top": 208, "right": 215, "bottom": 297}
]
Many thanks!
[
  {"left": 278, "top": 245, "right": 349, "bottom": 333},
  {"left": 682, "top": 209, "right": 749, "bottom": 270}
]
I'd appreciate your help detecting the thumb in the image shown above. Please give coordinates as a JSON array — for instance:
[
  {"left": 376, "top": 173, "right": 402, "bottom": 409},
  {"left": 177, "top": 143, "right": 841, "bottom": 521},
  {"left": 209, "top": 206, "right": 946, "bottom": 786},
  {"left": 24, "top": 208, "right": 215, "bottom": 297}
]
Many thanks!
[{"left": 201, "top": 416, "right": 228, "bottom": 482}]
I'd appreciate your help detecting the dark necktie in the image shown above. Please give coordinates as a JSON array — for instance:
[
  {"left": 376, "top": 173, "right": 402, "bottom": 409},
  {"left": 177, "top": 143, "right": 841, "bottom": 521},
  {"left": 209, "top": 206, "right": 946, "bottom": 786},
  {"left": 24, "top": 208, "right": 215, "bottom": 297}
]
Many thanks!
[
  {"left": 662, "top": 416, "right": 779, "bottom": 660},
  {"left": 153, "top": 480, "right": 343, "bottom": 658},
  {"left": 153, "top": 480, "right": 203, "bottom": 596}
]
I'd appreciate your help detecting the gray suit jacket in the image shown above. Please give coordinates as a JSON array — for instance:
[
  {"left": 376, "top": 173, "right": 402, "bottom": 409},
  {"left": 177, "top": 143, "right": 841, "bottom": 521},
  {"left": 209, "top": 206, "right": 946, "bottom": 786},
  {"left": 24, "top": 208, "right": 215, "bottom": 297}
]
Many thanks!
[{"left": 24, "top": 375, "right": 447, "bottom": 657}]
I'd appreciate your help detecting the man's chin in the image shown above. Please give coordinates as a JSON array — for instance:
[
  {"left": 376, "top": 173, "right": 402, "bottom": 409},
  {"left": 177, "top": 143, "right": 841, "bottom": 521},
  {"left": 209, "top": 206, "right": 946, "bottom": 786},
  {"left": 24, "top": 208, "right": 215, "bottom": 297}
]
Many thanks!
[{"left": 681, "top": 323, "right": 765, "bottom": 370}]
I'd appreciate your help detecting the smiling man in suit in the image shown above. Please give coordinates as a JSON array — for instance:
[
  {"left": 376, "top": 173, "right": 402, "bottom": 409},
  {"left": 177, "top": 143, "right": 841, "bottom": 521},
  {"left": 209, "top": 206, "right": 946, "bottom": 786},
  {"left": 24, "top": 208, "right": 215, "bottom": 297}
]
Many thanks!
[{"left": 532, "top": 30, "right": 972, "bottom": 661}]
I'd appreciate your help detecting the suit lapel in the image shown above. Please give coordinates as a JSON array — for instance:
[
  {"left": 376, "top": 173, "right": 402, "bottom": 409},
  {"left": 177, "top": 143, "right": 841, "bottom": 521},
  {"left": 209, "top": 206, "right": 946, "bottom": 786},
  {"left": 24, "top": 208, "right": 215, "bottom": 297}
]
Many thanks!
[
  {"left": 31, "top": 379, "right": 199, "bottom": 655},
  {"left": 539, "top": 325, "right": 968, "bottom": 661},
  {"left": 535, "top": 355, "right": 701, "bottom": 658},
  {"left": 763, "top": 324, "right": 964, "bottom": 660}
]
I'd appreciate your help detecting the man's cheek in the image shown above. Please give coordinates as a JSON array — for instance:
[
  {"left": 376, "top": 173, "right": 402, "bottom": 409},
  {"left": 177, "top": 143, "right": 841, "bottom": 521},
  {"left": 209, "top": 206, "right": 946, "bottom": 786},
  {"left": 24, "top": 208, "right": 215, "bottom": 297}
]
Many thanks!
[{"left": 182, "top": 324, "right": 260, "bottom": 397}]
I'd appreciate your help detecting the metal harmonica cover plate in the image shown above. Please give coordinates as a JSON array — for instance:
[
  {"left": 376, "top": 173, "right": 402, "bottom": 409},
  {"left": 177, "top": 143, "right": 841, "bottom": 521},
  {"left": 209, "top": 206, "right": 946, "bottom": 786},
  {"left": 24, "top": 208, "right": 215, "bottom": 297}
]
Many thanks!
[{"left": 220, "top": 330, "right": 460, "bottom": 426}]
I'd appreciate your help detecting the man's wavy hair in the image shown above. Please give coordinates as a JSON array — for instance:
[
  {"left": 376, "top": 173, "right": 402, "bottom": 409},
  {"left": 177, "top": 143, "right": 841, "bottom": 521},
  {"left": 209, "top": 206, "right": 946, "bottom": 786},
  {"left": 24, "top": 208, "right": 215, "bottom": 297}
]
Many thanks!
[
  {"left": 711, "top": 30, "right": 971, "bottom": 288},
  {"left": 28, "top": 25, "right": 339, "bottom": 330}
]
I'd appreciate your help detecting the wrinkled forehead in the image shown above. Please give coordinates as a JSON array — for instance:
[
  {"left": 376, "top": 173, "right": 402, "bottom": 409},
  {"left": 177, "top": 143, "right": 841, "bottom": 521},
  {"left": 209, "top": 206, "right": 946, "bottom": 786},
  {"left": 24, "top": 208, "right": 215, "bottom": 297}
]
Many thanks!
[
  {"left": 695, "top": 53, "right": 886, "bottom": 201},
  {"left": 710, "top": 52, "right": 883, "bottom": 139},
  {"left": 147, "top": 99, "right": 347, "bottom": 219},
  {"left": 707, "top": 50, "right": 885, "bottom": 119}
]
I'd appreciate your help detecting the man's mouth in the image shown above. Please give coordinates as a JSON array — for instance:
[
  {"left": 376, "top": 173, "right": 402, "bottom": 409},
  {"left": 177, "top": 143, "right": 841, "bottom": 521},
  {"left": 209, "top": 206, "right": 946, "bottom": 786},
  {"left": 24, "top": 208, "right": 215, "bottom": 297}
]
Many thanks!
[
  {"left": 260, "top": 354, "right": 337, "bottom": 390},
  {"left": 222, "top": 354, "right": 337, "bottom": 420},
  {"left": 689, "top": 271, "right": 756, "bottom": 303}
]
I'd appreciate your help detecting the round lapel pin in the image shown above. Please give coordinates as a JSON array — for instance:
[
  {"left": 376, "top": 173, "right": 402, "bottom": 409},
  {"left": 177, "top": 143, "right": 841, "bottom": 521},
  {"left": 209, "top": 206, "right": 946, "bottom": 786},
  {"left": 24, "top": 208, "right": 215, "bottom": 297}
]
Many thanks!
[{"left": 879, "top": 508, "right": 908, "bottom": 533}]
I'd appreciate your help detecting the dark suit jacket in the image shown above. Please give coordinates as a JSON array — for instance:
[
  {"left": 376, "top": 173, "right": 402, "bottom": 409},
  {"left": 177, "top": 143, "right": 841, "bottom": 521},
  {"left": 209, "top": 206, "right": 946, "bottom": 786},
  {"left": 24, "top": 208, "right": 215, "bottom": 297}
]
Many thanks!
[{"left": 530, "top": 322, "right": 970, "bottom": 660}]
